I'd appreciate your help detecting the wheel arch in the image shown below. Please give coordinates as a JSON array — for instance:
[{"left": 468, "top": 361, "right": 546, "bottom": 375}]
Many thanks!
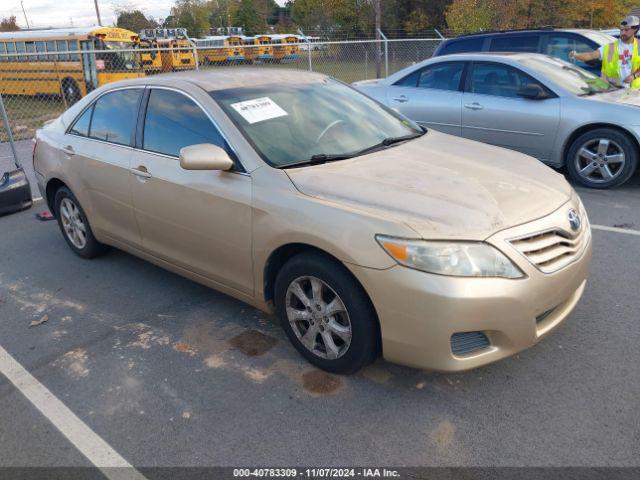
[
  {"left": 45, "top": 177, "right": 67, "bottom": 215},
  {"left": 262, "top": 242, "right": 382, "bottom": 354},
  {"left": 562, "top": 123, "right": 640, "bottom": 166}
]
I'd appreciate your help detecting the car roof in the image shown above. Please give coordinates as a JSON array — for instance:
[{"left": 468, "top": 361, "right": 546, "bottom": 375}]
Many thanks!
[
  {"left": 430, "top": 51, "right": 538, "bottom": 61},
  {"left": 109, "top": 68, "right": 329, "bottom": 92},
  {"left": 445, "top": 27, "right": 591, "bottom": 39}
]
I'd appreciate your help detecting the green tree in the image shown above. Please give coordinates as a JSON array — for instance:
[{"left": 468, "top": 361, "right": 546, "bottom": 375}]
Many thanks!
[
  {"left": 446, "top": 0, "right": 491, "bottom": 33},
  {"left": 291, "top": 0, "right": 328, "bottom": 30},
  {"left": 116, "top": 10, "right": 158, "bottom": 33},
  {"left": 0, "top": 15, "right": 20, "bottom": 32},
  {"left": 232, "top": 0, "right": 268, "bottom": 35},
  {"left": 167, "top": 0, "right": 211, "bottom": 37},
  {"left": 403, "top": 8, "right": 431, "bottom": 34}
]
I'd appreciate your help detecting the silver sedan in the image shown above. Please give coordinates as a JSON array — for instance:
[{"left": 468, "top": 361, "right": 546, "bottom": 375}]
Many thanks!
[{"left": 354, "top": 52, "right": 640, "bottom": 189}]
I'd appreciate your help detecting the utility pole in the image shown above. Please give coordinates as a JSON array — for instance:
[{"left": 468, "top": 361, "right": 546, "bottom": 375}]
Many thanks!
[
  {"left": 94, "top": 0, "right": 103, "bottom": 26},
  {"left": 20, "top": 1, "right": 30, "bottom": 29},
  {"left": 374, "top": 0, "right": 381, "bottom": 78}
]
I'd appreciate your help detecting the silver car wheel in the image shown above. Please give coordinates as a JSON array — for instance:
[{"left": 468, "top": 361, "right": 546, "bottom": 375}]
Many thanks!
[
  {"left": 575, "top": 138, "right": 626, "bottom": 184},
  {"left": 60, "top": 197, "right": 87, "bottom": 249},
  {"left": 285, "top": 276, "right": 352, "bottom": 360}
]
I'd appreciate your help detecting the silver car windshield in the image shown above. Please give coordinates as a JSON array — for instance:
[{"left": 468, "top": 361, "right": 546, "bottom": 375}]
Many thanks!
[
  {"left": 210, "top": 79, "right": 423, "bottom": 168},
  {"left": 518, "top": 56, "right": 614, "bottom": 95}
]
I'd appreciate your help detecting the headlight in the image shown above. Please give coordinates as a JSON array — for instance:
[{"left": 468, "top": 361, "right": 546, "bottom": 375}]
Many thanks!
[{"left": 376, "top": 235, "right": 523, "bottom": 279}]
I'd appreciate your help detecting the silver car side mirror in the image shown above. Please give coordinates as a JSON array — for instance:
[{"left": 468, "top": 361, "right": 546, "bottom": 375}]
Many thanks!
[{"left": 179, "top": 143, "right": 234, "bottom": 171}]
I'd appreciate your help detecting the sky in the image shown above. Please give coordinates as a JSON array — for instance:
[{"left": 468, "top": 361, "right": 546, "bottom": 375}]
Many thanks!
[{"left": 3, "top": 0, "right": 287, "bottom": 29}]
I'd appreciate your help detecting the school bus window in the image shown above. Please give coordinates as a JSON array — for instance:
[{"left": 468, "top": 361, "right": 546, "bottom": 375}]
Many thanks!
[
  {"left": 35, "top": 41, "right": 46, "bottom": 61},
  {"left": 16, "top": 42, "right": 25, "bottom": 61},
  {"left": 56, "top": 40, "right": 69, "bottom": 60},
  {"left": 26, "top": 42, "right": 35, "bottom": 61},
  {"left": 0, "top": 43, "right": 6, "bottom": 61},
  {"left": 46, "top": 40, "right": 56, "bottom": 61},
  {"left": 69, "top": 41, "right": 80, "bottom": 61},
  {"left": 6, "top": 42, "right": 16, "bottom": 61}
]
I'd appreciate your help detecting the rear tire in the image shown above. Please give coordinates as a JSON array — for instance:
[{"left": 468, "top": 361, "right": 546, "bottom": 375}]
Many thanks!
[
  {"left": 274, "top": 252, "right": 379, "bottom": 374},
  {"left": 61, "top": 79, "right": 81, "bottom": 106},
  {"left": 54, "top": 187, "right": 108, "bottom": 259},
  {"left": 566, "top": 128, "right": 638, "bottom": 189}
]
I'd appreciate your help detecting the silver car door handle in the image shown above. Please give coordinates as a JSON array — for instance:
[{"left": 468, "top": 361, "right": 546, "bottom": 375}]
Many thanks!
[
  {"left": 392, "top": 95, "right": 408, "bottom": 103},
  {"left": 464, "top": 102, "right": 484, "bottom": 111},
  {"left": 62, "top": 145, "right": 74, "bottom": 155},
  {"left": 130, "top": 166, "right": 152, "bottom": 178}
]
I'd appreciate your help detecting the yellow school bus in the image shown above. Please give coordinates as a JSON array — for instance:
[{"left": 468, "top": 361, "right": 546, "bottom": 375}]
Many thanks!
[
  {"left": 0, "top": 26, "right": 144, "bottom": 105},
  {"left": 139, "top": 28, "right": 195, "bottom": 72},
  {"left": 140, "top": 39, "right": 163, "bottom": 73},
  {"left": 194, "top": 36, "right": 245, "bottom": 64},
  {"left": 268, "top": 34, "right": 300, "bottom": 61},
  {"left": 242, "top": 35, "right": 274, "bottom": 62},
  {"left": 226, "top": 36, "right": 245, "bottom": 62}
]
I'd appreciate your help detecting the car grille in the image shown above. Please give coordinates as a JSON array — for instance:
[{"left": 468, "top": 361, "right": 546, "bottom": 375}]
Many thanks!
[
  {"left": 509, "top": 226, "right": 590, "bottom": 274},
  {"left": 451, "top": 332, "right": 490, "bottom": 356}
]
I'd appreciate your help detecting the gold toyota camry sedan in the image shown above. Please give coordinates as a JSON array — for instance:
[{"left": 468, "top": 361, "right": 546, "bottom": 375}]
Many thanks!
[{"left": 33, "top": 69, "right": 592, "bottom": 374}]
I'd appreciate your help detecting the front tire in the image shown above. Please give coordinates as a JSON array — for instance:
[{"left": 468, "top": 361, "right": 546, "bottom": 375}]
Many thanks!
[
  {"left": 62, "top": 79, "right": 81, "bottom": 106},
  {"left": 566, "top": 128, "right": 638, "bottom": 189},
  {"left": 54, "top": 187, "right": 107, "bottom": 259},
  {"left": 274, "top": 252, "right": 379, "bottom": 374}
]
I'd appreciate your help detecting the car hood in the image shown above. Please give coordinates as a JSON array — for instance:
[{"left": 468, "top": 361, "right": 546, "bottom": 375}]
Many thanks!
[
  {"left": 587, "top": 88, "right": 640, "bottom": 107},
  {"left": 285, "top": 130, "right": 572, "bottom": 240}
]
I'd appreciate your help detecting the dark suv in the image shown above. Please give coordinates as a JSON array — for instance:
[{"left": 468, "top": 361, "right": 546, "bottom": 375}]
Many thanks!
[{"left": 433, "top": 28, "right": 616, "bottom": 75}]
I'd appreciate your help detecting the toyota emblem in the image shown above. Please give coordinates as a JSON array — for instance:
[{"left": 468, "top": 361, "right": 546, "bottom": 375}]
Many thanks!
[{"left": 568, "top": 209, "right": 581, "bottom": 232}]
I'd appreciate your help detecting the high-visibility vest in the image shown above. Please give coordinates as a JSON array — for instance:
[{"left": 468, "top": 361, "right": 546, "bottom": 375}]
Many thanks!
[{"left": 601, "top": 39, "right": 640, "bottom": 89}]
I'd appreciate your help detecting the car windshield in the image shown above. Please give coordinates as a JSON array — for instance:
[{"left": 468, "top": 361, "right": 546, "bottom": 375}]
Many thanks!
[
  {"left": 95, "top": 41, "right": 141, "bottom": 71},
  {"left": 518, "top": 56, "right": 615, "bottom": 95},
  {"left": 210, "top": 79, "right": 423, "bottom": 168}
]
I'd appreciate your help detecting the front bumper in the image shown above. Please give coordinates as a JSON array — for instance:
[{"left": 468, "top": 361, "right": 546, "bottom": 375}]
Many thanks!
[{"left": 347, "top": 201, "right": 592, "bottom": 372}]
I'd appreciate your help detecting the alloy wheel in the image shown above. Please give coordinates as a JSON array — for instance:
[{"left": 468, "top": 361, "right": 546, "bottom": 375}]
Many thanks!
[
  {"left": 574, "top": 138, "right": 626, "bottom": 184},
  {"left": 285, "top": 276, "right": 352, "bottom": 360},
  {"left": 59, "top": 197, "right": 87, "bottom": 249}
]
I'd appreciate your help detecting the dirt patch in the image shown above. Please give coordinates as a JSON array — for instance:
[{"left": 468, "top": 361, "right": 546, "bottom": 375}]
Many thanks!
[
  {"left": 54, "top": 348, "right": 89, "bottom": 379},
  {"left": 228, "top": 329, "right": 277, "bottom": 357},
  {"left": 361, "top": 364, "right": 392, "bottom": 384},
  {"left": 429, "top": 420, "right": 456, "bottom": 454},
  {"left": 173, "top": 342, "right": 197, "bottom": 356},
  {"left": 302, "top": 370, "right": 344, "bottom": 395}
]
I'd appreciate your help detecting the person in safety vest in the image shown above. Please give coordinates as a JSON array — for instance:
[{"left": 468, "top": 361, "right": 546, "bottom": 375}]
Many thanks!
[{"left": 569, "top": 15, "right": 640, "bottom": 88}]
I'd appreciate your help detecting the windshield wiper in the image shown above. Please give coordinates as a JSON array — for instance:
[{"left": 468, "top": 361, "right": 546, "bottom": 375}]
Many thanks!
[
  {"left": 277, "top": 130, "right": 425, "bottom": 169},
  {"left": 381, "top": 132, "right": 424, "bottom": 146}
]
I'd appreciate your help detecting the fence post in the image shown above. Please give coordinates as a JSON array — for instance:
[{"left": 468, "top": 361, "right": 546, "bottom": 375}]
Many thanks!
[
  {"left": 188, "top": 37, "right": 199, "bottom": 70},
  {"left": 0, "top": 94, "right": 20, "bottom": 169},
  {"left": 297, "top": 28, "right": 312, "bottom": 72},
  {"left": 378, "top": 29, "right": 388, "bottom": 77}
]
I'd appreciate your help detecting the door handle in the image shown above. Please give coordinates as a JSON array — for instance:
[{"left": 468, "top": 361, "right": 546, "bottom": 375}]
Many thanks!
[
  {"left": 62, "top": 145, "right": 74, "bottom": 155},
  {"left": 392, "top": 95, "right": 408, "bottom": 103},
  {"left": 464, "top": 102, "right": 484, "bottom": 111},
  {"left": 130, "top": 165, "right": 152, "bottom": 178}
]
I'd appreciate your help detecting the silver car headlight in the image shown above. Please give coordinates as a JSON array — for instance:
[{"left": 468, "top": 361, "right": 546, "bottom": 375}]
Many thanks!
[{"left": 376, "top": 235, "right": 524, "bottom": 279}]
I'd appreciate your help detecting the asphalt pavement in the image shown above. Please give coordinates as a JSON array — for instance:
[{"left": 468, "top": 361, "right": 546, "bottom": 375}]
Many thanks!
[{"left": 0, "top": 152, "right": 639, "bottom": 473}]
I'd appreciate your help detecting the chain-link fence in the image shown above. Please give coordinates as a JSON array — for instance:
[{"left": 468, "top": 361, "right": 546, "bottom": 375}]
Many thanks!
[{"left": 0, "top": 37, "right": 442, "bottom": 175}]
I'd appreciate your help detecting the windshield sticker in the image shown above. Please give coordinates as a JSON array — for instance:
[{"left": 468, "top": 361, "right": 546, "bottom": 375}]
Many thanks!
[{"left": 230, "top": 97, "right": 288, "bottom": 124}]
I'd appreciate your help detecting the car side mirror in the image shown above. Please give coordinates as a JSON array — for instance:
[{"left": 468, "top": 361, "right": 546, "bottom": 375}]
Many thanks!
[
  {"left": 517, "top": 83, "right": 549, "bottom": 100},
  {"left": 179, "top": 144, "right": 234, "bottom": 171}
]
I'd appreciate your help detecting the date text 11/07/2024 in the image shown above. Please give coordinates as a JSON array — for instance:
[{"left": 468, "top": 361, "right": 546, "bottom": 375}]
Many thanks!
[{"left": 233, "top": 468, "right": 401, "bottom": 478}]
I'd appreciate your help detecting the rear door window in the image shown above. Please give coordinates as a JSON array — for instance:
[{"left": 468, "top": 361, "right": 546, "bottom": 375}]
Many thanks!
[
  {"left": 69, "top": 106, "right": 93, "bottom": 137},
  {"left": 89, "top": 89, "right": 141, "bottom": 146},
  {"left": 440, "top": 37, "right": 485, "bottom": 54},
  {"left": 546, "top": 34, "right": 599, "bottom": 68},
  {"left": 490, "top": 35, "right": 540, "bottom": 53}
]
